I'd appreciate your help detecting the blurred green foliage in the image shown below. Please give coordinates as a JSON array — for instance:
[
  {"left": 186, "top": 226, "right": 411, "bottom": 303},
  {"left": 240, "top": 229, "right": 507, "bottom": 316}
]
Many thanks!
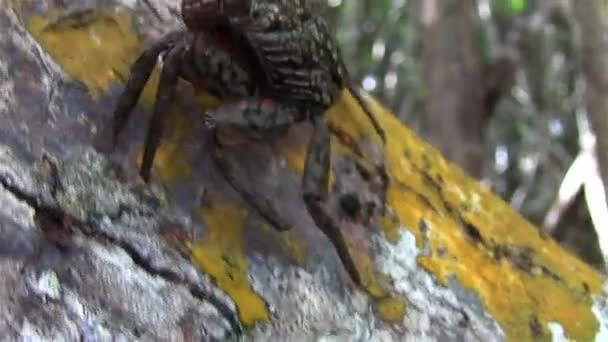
[{"left": 497, "top": 0, "right": 528, "bottom": 14}]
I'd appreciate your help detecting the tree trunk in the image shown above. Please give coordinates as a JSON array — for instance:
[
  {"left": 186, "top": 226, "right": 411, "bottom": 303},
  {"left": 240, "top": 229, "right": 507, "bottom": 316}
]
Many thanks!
[
  {"left": 571, "top": 1, "right": 608, "bottom": 226},
  {"left": 0, "top": 0, "right": 606, "bottom": 341},
  {"left": 421, "top": 0, "right": 485, "bottom": 177}
]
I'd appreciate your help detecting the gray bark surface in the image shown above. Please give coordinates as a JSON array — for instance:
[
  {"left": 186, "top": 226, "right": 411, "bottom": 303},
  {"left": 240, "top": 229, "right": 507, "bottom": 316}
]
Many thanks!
[{"left": 0, "top": 0, "right": 606, "bottom": 341}]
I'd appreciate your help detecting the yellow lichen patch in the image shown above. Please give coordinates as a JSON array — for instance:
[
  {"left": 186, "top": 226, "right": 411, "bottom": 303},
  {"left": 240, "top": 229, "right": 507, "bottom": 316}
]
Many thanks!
[
  {"left": 270, "top": 90, "right": 417, "bottom": 321},
  {"left": 24, "top": 5, "right": 603, "bottom": 337},
  {"left": 277, "top": 229, "right": 309, "bottom": 265},
  {"left": 25, "top": 7, "right": 267, "bottom": 328},
  {"left": 376, "top": 296, "right": 407, "bottom": 323},
  {"left": 192, "top": 92, "right": 223, "bottom": 111},
  {"left": 26, "top": 7, "right": 219, "bottom": 184},
  {"left": 135, "top": 104, "right": 193, "bottom": 184},
  {"left": 192, "top": 202, "right": 270, "bottom": 327},
  {"left": 276, "top": 132, "right": 309, "bottom": 175},
  {"left": 347, "top": 237, "right": 387, "bottom": 299},
  {"left": 381, "top": 216, "right": 401, "bottom": 244},
  {"left": 326, "top": 92, "right": 384, "bottom": 144},
  {"left": 26, "top": 9, "right": 140, "bottom": 99},
  {"left": 355, "top": 93, "right": 603, "bottom": 341},
  {"left": 348, "top": 228, "right": 407, "bottom": 323}
]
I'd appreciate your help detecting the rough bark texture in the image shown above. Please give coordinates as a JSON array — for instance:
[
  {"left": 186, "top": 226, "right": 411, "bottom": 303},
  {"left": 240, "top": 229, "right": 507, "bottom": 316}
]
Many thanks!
[
  {"left": 572, "top": 1, "right": 608, "bottom": 232},
  {"left": 0, "top": 0, "right": 607, "bottom": 341}
]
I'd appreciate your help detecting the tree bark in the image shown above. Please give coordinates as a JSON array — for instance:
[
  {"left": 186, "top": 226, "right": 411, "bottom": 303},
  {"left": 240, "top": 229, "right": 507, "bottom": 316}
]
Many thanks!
[
  {"left": 571, "top": 1, "right": 608, "bottom": 222},
  {"left": 421, "top": 0, "right": 486, "bottom": 176},
  {"left": 0, "top": 0, "right": 606, "bottom": 340}
]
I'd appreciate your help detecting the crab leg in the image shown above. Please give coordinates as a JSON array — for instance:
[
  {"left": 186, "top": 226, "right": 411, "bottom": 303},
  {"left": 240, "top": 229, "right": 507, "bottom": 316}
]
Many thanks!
[
  {"left": 241, "top": 27, "right": 389, "bottom": 211},
  {"left": 302, "top": 115, "right": 362, "bottom": 286},
  {"left": 112, "top": 31, "right": 183, "bottom": 146},
  {"left": 140, "top": 44, "right": 184, "bottom": 182},
  {"left": 206, "top": 98, "right": 302, "bottom": 231}
]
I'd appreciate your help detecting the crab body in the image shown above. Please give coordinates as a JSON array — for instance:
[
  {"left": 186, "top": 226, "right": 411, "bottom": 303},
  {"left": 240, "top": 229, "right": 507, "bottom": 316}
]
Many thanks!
[
  {"left": 182, "top": 0, "right": 311, "bottom": 31},
  {"left": 112, "top": 0, "right": 389, "bottom": 288},
  {"left": 184, "top": 0, "right": 386, "bottom": 140}
]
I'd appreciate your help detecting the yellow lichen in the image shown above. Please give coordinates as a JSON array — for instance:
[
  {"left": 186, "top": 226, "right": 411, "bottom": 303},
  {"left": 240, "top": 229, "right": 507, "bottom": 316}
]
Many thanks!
[
  {"left": 274, "top": 130, "right": 343, "bottom": 190},
  {"left": 275, "top": 131, "right": 310, "bottom": 176},
  {"left": 280, "top": 86, "right": 603, "bottom": 338},
  {"left": 134, "top": 103, "right": 193, "bottom": 183},
  {"left": 360, "top": 94, "right": 602, "bottom": 341},
  {"left": 376, "top": 296, "right": 407, "bottom": 323},
  {"left": 381, "top": 190, "right": 407, "bottom": 244},
  {"left": 277, "top": 229, "right": 309, "bottom": 265},
  {"left": 27, "top": 9, "right": 141, "bottom": 99},
  {"left": 344, "top": 235, "right": 387, "bottom": 299},
  {"left": 24, "top": 5, "right": 604, "bottom": 339},
  {"left": 273, "top": 92, "right": 397, "bottom": 304},
  {"left": 25, "top": 7, "right": 266, "bottom": 327},
  {"left": 192, "top": 202, "right": 270, "bottom": 327},
  {"left": 27, "top": 7, "right": 211, "bottom": 183},
  {"left": 326, "top": 93, "right": 383, "bottom": 145}
]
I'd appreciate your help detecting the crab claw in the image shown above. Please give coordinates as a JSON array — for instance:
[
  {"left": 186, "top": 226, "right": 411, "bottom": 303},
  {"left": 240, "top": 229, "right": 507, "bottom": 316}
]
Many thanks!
[{"left": 181, "top": 0, "right": 252, "bottom": 31}]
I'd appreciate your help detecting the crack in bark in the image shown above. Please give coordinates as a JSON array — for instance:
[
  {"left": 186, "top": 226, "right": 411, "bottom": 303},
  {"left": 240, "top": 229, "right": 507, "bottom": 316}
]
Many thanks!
[{"left": 0, "top": 170, "right": 243, "bottom": 337}]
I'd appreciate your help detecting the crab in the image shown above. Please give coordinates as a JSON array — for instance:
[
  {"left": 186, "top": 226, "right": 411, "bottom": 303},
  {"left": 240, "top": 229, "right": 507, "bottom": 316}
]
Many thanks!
[
  {"left": 112, "top": 0, "right": 389, "bottom": 287},
  {"left": 199, "top": 0, "right": 389, "bottom": 197}
]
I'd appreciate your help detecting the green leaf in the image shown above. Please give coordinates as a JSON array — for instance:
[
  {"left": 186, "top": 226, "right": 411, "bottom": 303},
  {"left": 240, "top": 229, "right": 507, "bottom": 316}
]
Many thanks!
[{"left": 508, "top": 0, "right": 527, "bottom": 13}]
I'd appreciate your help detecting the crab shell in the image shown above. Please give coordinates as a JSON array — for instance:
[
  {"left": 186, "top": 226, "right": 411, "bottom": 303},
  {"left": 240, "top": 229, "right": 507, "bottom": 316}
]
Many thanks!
[{"left": 181, "top": 0, "right": 252, "bottom": 31}]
